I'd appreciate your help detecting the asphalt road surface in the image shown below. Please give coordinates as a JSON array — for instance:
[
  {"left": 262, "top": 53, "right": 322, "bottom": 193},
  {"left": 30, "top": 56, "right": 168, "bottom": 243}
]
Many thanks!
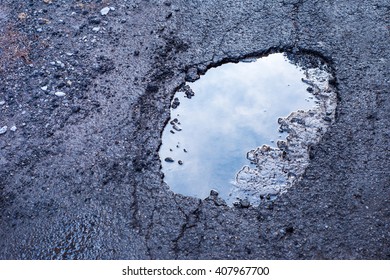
[{"left": 0, "top": 0, "right": 389, "bottom": 259}]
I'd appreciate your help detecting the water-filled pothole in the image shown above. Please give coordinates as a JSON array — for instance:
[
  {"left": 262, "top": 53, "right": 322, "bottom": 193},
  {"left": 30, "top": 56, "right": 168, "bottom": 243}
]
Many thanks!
[{"left": 159, "top": 52, "right": 337, "bottom": 206}]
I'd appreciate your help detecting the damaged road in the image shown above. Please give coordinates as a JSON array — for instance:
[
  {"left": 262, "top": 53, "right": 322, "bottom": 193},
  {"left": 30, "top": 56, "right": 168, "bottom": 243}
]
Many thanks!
[{"left": 0, "top": 0, "right": 389, "bottom": 259}]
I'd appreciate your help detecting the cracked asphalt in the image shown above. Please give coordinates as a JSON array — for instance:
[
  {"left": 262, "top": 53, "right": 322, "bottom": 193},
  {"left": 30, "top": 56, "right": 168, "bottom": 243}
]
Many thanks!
[{"left": 0, "top": 0, "right": 389, "bottom": 259}]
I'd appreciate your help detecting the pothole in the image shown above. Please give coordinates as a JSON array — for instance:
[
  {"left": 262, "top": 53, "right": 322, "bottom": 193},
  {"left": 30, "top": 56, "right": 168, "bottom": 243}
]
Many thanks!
[{"left": 159, "top": 52, "right": 337, "bottom": 206}]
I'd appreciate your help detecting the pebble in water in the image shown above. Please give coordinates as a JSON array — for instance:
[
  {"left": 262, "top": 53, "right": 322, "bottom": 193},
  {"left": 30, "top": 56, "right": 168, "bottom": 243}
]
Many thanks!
[
  {"left": 164, "top": 157, "right": 174, "bottom": 163},
  {"left": 171, "top": 97, "right": 180, "bottom": 109}
]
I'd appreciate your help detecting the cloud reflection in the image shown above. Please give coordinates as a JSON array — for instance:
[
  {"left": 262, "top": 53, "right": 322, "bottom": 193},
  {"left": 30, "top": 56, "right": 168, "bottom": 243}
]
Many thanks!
[{"left": 159, "top": 53, "right": 316, "bottom": 203}]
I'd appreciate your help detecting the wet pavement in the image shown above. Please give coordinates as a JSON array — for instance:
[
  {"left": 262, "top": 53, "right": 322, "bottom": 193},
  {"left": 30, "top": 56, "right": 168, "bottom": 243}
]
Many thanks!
[{"left": 0, "top": 0, "right": 389, "bottom": 259}]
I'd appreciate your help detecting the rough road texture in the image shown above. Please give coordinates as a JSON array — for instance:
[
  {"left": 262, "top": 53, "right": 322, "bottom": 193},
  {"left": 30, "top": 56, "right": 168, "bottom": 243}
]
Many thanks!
[{"left": 0, "top": 0, "right": 389, "bottom": 259}]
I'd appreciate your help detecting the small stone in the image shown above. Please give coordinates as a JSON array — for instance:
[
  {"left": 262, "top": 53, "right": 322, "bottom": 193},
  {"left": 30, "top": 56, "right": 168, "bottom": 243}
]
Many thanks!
[
  {"left": 164, "top": 157, "right": 174, "bottom": 163},
  {"left": 56, "top": 60, "right": 65, "bottom": 68},
  {"left": 233, "top": 198, "right": 251, "bottom": 208},
  {"left": 89, "top": 17, "right": 101, "bottom": 25},
  {"left": 178, "top": 160, "right": 183, "bottom": 165},
  {"left": 277, "top": 140, "right": 288, "bottom": 150},
  {"left": 0, "top": 100, "right": 5, "bottom": 106},
  {"left": 185, "top": 67, "right": 199, "bottom": 82},
  {"left": 71, "top": 106, "right": 80, "bottom": 113},
  {"left": 170, "top": 118, "right": 181, "bottom": 126},
  {"left": 0, "top": 126, "right": 7, "bottom": 135},
  {"left": 100, "top": 7, "right": 110, "bottom": 16},
  {"left": 233, "top": 201, "right": 241, "bottom": 207},
  {"left": 279, "top": 229, "right": 286, "bottom": 235},
  {"left": 92, "top": 27, "right": 100, "bottom": 32},
  {"left": 171, "top": 97, "right": 180, "bottom": 109},
  {"left": 54, "top": 91, "right": 66, "bottom": 97},
  {"left": 240, "top": 199, "right": 250, "bottom": 208},
  {"left": 179, "top": 85, "right": 195, "bottom": 99},
  {"left": 206, "top": 190, "right": 227, "bottom": 206},
  {"left": 210, "top": 189, "right": 219, "bottom": 196},
  {"left": 18, "top": 13, "right": 27, "bottom": 20},
  {"left": 10, "top": 125, "right": 17, "bottom": 132},
  {"left": 41, "top": 85, "right": 48, "bottom": 91},
  {"left": 172, "top": 124, "right": 182, "bottom": 131}
]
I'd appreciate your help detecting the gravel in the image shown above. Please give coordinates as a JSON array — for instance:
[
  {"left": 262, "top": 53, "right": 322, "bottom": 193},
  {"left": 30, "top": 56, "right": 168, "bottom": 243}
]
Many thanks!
[{"left": 0, "top": 0, "right": 388, "bottom": 260}]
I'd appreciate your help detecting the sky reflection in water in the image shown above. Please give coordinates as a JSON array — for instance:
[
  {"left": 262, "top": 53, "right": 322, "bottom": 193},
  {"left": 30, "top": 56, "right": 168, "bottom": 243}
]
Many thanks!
[{"left": 159, "top": 53, "right": 316, "bottom": 204}]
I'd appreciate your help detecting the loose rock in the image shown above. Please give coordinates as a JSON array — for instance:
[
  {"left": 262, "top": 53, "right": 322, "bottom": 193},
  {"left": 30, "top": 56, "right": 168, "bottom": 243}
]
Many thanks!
[
  {"left": 240, "top": 199, "right": 251, "bottom": 208},
  {"left": 164, "top": 157, "right": 174, "bottom": 163},
  {"left": 0, "top": 126, "right": 7, "bottom": 135},
  {"left": 100, "top": 7, "right": 111, "bottom": 16},
  {"left": 54, "top": 91, "right": 66, "bottom": 97}
]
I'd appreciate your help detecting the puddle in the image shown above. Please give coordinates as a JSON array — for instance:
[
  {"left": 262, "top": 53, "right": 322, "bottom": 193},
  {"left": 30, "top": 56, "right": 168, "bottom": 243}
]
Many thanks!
[{"left": 159, "top": 52, "right": 337, "bottom": 206}]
